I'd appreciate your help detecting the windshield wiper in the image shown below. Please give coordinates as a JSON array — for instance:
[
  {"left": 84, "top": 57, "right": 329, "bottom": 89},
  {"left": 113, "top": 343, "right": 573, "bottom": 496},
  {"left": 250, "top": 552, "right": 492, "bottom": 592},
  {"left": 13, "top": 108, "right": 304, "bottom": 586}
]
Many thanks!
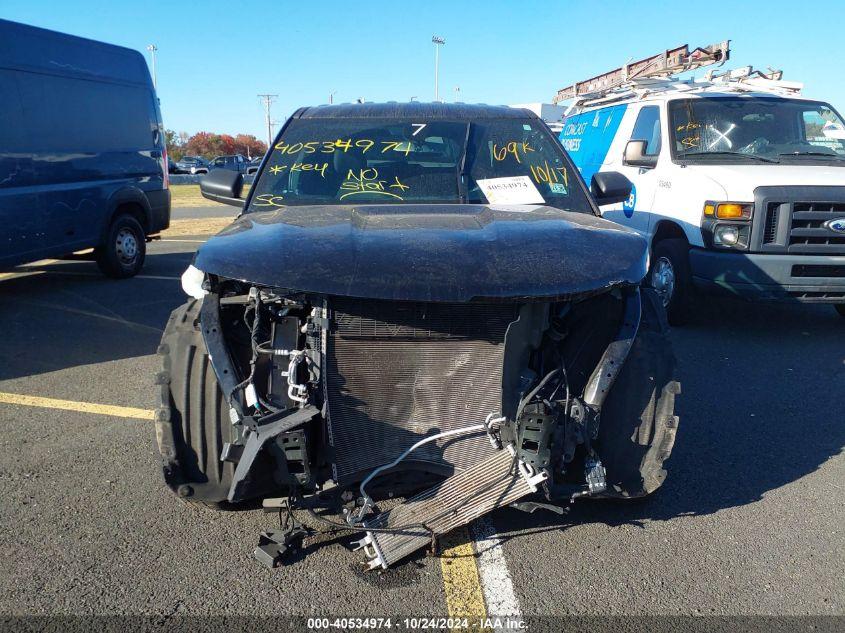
[
  {"left": 778, "top": 151, "right": 844, "bottom": 159},
  {"left": 456, "top": 123, "right": 472, "bottom": 203},
  {"left": 679, "top": 151, "right": 779, "bottom": 164}
]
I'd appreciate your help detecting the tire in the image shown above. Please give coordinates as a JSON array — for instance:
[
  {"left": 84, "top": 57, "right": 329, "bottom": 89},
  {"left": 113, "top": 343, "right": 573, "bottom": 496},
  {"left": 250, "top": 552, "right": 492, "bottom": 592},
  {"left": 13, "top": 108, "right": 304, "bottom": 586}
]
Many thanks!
[
  {"left": 95, "top": 214, "right": 146, "bottom": 278},
  {"left": 595, "top": 288, "right": 681, "bottom": 498},
  {"left": 835, "top": 304, "right": 845, "bottom": 318},
  {"left": 647, "top": 238, "right": 693, "bottom": 326},
  {"left": 155, "top": 299, "right": 235, "bottom": 505}
]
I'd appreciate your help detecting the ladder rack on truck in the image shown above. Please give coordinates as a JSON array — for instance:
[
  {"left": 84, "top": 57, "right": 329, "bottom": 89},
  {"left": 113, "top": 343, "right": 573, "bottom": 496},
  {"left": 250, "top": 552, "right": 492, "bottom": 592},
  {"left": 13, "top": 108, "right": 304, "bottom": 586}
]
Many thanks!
[
  {"left": 554, "top": 41, "right": 805, "bottom": 110},
  {"left": 553, "top": 41, "right": 731, "bottom": 104}
]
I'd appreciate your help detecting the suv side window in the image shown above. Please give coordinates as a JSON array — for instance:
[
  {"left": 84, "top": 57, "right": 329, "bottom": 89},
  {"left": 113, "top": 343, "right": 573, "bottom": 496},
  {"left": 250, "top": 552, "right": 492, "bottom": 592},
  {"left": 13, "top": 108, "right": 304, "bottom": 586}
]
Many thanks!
[{"left": 630, "top": 106, "right": 662, "bottom": 156}]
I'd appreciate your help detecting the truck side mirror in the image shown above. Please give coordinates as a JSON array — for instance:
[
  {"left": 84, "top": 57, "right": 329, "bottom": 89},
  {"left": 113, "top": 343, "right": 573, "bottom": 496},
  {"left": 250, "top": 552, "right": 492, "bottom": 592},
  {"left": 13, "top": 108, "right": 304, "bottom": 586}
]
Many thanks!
[
  {"left": 591, "top": 171, "right": 633, "bottom": 206},
  {"left": 623, "top": 140, "right": 658, "bottom": 169},
  {"left": 200, "top": 169, "right": 245, "bottom": 208}
]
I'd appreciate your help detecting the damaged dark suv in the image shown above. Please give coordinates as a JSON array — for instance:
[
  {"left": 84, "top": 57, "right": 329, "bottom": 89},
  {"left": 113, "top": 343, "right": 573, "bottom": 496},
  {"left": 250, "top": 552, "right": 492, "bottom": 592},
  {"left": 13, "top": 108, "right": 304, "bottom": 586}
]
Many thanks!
[{"left": 155, "top": 103, "right": 680, "bottom": 570}]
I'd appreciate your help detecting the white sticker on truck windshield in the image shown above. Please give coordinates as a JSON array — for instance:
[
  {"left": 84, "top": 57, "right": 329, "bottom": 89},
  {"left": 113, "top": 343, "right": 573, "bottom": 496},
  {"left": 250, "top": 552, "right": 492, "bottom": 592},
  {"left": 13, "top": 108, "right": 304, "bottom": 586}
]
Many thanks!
[{"left": 477, "top": 176, "right": 544, "bottom": 205}]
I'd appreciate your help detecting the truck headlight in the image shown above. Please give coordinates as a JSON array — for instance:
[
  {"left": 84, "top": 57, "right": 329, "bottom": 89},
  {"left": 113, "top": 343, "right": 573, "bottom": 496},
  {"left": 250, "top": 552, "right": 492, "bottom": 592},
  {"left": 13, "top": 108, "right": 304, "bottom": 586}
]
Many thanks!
[{"left": 703, "top": 201, "right": 753, "bottom": 250}]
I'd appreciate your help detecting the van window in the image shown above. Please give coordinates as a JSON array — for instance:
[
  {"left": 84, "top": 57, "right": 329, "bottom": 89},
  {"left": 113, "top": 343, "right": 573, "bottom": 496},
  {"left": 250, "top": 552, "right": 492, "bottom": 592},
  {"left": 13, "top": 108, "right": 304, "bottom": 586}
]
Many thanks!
[
  {"left": 630, "top": 106, "right": 661, "bottom": 156},
  {"left": 14, "top": 72, "right": 154, "bottom": 152},
  {"left": 669, "top": 97, "right": 845, "bottom": 161}
]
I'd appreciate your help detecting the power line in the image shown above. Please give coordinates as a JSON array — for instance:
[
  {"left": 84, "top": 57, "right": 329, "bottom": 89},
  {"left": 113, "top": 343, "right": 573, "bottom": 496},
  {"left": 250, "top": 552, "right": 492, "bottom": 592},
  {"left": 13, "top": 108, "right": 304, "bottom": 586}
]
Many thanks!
[{"left": 257, "top": 94, "right": 278, "bottom": 148}]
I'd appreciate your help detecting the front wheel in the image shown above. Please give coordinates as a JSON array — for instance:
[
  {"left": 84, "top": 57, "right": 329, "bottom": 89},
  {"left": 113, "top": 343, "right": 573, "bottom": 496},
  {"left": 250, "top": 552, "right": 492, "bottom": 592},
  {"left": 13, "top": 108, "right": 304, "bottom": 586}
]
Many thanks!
[
  {"left": 156, "top": 299, "right": 235, "bottom": 505},
  {"left": 596, "top": 288, "right": 681, "bottom": 498},
  {"left": 647, "top": 238, "right": 693, "bottom": 326},
  {"left": 95, "top": 214, "right": 146, "bottom": 278}
]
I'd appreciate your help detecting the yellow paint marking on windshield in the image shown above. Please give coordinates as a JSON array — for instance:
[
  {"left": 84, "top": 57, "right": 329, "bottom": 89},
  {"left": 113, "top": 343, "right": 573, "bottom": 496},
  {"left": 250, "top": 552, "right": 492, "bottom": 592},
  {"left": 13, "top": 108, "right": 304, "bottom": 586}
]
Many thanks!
[{"left": 339, "top": 168, "right": 410, "bottom": 200}]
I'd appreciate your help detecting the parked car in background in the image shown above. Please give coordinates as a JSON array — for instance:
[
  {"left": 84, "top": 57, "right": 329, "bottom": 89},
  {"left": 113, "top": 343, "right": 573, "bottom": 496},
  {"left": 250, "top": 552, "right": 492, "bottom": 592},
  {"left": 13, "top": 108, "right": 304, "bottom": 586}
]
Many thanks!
[
  {"left": 174, "top": 155, "right": 209, "bottom": 175},
  {"left": 207, "top": 154, "right": 249, "bottom": 173},
  {"left": 0, "top": 19, "right": 170, "bottom": 278},
  {"left": 246, "top": 156, "right": 262, "bottom": 175}
]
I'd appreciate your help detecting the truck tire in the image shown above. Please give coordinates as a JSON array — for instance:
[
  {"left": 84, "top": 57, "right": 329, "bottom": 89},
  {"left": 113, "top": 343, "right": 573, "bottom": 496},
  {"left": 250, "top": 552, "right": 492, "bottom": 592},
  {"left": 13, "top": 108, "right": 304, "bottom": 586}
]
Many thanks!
[
  {"left": 648, "top": 238, "right": 693, "bottom": 326},
  {"left": 595, "top": 288, "right": 681, "bottom": 498},
  {"left": 95, "top": 213, "right": 146, "bottom": 278},
  {"left": 155, "top": 299, "right": 235, "bottom": 505}
]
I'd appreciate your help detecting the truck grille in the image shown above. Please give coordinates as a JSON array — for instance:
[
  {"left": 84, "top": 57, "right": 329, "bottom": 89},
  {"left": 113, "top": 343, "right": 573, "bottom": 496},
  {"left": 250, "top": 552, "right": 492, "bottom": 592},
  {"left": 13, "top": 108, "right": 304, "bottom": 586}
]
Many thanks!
[
  {"left": 325, "top": 298, "right": 517, "bottom": 484},
  {"left": 788, "top": 202, "right": 845, "bottom": 254},
  {"left": 752, "top": 189, "right": 845, "bottom": 254}
]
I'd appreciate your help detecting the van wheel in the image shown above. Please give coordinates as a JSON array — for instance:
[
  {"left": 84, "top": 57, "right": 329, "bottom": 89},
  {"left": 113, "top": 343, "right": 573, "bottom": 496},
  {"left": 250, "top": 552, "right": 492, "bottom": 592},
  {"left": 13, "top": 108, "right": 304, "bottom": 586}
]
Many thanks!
[
  {"left": 648, "top": 239, "right": 692, "bottom": 326},
  {"left": 96, "top": 214, "right": 146, "bottom": 278},
  {"left": 835, "top": 304, "right": 845, "bottom": 318},
  {"left": 156, "top": 299, "right": 235, "bottom": 506}
]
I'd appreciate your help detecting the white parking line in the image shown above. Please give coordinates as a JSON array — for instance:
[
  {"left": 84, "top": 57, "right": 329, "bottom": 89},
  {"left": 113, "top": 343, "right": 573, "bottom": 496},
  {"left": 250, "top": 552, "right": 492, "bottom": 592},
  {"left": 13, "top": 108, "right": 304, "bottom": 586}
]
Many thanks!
[{"left": 471, "top": 516, "right": 522, "bottom": 622}]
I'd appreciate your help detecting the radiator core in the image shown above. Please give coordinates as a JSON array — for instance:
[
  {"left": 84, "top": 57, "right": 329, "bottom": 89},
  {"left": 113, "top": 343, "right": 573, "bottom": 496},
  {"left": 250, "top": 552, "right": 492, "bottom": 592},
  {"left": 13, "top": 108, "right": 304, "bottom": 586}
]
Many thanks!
[{"left": 325, "top": 298, "right": 516, "bottom": 484}]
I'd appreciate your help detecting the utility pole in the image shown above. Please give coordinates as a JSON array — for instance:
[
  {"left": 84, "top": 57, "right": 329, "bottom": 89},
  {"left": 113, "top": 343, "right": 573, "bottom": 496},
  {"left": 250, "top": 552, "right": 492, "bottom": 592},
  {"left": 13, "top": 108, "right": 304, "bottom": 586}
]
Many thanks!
[
  {"left": 432, "top": 36, "right": 445, "bottom": 102},
  {"left": 453, "top": 85, "right": 461, "bottom": 102},
  {"left": 146, "top": 44, "right": 158, "bottom": 89},
  {"left": 257, "top": 93, "right": 278, "bottom": 147},
  {"left": 329, "top": 91, "right": 337, "bottom": 104}
]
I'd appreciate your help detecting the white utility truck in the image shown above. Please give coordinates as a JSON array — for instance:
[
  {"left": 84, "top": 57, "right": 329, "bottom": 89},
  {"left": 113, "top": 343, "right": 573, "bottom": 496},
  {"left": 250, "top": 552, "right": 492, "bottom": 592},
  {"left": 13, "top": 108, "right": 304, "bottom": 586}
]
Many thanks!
[{"left": 556, "top": 42, "right": 845, "bottom": 323}]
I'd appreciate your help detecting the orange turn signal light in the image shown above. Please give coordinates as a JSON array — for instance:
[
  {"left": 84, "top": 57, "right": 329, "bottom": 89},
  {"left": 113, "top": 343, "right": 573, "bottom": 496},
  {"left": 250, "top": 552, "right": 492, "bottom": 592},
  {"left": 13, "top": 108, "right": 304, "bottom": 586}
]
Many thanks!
[{"left": 715, "top": 203, "right": 752, "bottom": 219}]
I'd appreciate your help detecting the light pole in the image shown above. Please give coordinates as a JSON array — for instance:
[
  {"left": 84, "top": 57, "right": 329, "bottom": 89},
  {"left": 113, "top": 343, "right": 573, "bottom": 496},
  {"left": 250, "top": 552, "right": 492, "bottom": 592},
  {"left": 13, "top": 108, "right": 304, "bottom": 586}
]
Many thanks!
[
  {"left": 146, "top": 44, "right": 158, "bottom": 89},
  {"left": 257, "top": 94, "right": 278, "bottom": 147},
  {"left": 432, "top": 36, "right": 445, "bottom": 102},
  {"left": 329, "top": 91, "right": 337, "bottom": 104},
  {"left": 453, "top": 85, "right": 461, "bottom": 102}
]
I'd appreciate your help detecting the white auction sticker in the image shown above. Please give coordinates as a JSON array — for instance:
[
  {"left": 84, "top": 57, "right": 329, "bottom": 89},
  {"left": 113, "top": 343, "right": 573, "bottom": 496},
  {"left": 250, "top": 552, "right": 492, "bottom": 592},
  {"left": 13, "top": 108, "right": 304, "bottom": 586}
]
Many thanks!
[{"left": 477, "top": 176, "right": 545, "bottom": 205}]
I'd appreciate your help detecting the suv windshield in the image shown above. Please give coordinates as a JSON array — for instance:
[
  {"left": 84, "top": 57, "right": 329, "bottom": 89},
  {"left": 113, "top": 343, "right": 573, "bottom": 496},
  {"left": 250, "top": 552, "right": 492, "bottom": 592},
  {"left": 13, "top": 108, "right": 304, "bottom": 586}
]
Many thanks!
[
  {"left": 670, "top": 97, "right": 845, "bottom": 163},
  {"left": 248, "top": 117, "right": 593, "bottom": 213}
]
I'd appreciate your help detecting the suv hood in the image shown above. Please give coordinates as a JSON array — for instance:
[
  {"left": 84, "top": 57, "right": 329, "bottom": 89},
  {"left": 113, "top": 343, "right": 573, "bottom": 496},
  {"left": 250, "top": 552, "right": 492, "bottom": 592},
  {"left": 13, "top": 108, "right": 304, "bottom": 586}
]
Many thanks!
[
  {"left": 688, "top": 164, "right": 845, "bottom": 200},
  {"left": 194, "top": 204, "right": 648, "bottom": 302}
]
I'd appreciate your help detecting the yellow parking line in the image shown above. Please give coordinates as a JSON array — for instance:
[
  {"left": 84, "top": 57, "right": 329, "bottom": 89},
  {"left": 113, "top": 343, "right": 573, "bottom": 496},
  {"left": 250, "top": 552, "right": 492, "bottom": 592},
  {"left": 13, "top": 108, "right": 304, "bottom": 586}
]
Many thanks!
[
  {"left": 0, "top": 392, "right": 154, "bottom": 420},
  {"left": 0, "top": 389, "right": 491, "bottom": 621},
  {"left": 439, "top": 526, "right": 488, "bottom": 625}
]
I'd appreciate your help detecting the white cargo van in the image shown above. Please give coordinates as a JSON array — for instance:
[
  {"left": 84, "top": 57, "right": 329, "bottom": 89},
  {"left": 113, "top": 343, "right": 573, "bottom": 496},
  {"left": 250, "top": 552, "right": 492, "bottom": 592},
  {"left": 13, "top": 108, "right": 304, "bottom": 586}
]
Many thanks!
[{"left": 557, "top": 44, "right": 845, "bottom": 323}]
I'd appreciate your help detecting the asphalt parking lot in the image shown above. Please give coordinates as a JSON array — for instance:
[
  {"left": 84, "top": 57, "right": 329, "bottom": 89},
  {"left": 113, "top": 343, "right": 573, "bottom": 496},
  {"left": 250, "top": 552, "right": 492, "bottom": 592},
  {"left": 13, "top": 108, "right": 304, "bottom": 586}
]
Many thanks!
[{"left": 0, "top": 207, "right": 842, "bottom": 625}]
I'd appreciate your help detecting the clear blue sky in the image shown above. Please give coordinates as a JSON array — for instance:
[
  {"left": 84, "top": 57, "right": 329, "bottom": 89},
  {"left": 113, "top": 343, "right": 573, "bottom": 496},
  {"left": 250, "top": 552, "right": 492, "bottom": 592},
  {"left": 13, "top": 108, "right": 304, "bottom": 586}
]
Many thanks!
[{"left": 3, "top": 0, "right": 843, "bottom": 141}]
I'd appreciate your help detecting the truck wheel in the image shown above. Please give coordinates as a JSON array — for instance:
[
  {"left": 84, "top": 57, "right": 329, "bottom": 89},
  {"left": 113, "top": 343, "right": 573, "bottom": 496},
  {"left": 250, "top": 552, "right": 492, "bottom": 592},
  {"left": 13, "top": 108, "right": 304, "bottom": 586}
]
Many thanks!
[
  {"left": 648, "top": 238, "right": 692, "bottom": 326},
  {"left": 595, "top": 288, "right": 681, "bottom": 498},
  {"left": 155, "top": 299, "right": 235, "bottom": 505},
  {"left": 95, "top": 214, "right": 146, "bottom": 278},
  {"left": 835, "top": 304, "right": 845, "bottom": 318}
]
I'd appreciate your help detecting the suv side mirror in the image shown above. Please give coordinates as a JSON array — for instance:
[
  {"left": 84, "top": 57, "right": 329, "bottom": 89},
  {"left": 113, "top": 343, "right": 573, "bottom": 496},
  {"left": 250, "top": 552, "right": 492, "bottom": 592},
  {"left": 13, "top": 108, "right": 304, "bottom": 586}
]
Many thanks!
[
  {"left": 591, "top": 171, "right": 633, "bottom": 206},
  {"left": 623, "top": 140, "right": 658, "bottom": 169},
  {"left": 200, "top": 169, "right": 244, "bottom": 208}
]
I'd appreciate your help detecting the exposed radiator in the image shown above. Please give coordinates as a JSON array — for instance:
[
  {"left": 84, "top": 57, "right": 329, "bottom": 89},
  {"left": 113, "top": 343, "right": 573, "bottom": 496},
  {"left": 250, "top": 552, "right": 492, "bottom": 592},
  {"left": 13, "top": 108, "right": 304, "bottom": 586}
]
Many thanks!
[
  {"left": 325, "top": 298, "right": 516, "bottom": 484},
  {"left": 357, "top": 446, "right": 535, "bottom": 569}
]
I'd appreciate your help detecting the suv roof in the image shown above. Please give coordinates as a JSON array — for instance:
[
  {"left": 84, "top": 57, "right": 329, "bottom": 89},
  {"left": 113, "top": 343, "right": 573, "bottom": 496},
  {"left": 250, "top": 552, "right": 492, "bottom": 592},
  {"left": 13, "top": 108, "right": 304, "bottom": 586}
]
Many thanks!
[{"left": 296, "top": 102, "right": 534, "bottom": 121}]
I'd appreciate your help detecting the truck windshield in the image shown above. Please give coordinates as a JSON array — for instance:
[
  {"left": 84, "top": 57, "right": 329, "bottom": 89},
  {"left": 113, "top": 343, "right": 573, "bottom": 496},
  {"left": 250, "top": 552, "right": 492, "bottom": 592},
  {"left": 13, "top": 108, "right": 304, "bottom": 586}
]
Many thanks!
[
  {"left": 670, "top": 98, "right": 845, "bottom": 163},
  {"left": 248, "top": 117, "right": 593, "bottom": 213}
]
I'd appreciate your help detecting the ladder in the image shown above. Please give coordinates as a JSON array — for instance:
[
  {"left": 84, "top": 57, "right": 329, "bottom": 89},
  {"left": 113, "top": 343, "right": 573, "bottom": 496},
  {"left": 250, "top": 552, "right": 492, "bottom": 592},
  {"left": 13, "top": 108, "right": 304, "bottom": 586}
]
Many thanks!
[{"left": 553, "top": 41, "right": 731, "bottom": 104}]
